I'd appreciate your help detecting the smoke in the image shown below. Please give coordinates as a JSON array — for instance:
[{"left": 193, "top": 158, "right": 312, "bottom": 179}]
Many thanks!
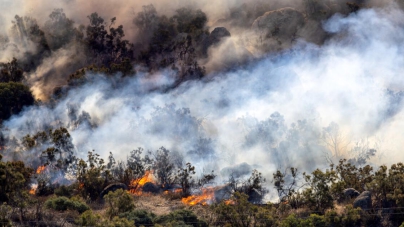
[{"left": 2, "top": 1, "right": 404, "bottom": 200}]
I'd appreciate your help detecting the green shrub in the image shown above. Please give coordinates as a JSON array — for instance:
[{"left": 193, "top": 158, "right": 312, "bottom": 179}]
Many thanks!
[
  {"left": 120, "top": 209, "right": 155, "bottom": 227},
  {"left": 54, "top": 185, "right": 73, "bottom": 197},
  {"left": 105, "top": 189, "right": 135, "bottom": 219},
  {"left": 45, "top": 196, "right": 89, "bottom": 213},
  {"left": 154, "top": 209, "right": 208, "bottom": 227}
]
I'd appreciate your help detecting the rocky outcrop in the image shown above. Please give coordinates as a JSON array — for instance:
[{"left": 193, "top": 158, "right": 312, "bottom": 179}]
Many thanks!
[
  {"left": 202, "top": 27, "right": 231, "bottom": 56},
  {"left": 343, "top": 188, "right": 360, "bottom": 199},
  {"left": 142, "top": 182, "right": 161, "bottom": 194},
  {"left": 353, "top": 191, "right": 372, "bottom": 210}
]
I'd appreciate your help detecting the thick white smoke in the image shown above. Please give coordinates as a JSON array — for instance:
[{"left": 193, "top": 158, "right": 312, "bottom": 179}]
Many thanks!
[{"left": 3, "top": 6, "right": 404, "bottom": 199}]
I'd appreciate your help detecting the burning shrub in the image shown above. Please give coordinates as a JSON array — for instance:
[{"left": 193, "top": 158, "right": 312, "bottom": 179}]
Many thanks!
[{"left": 45, "top": 196, "right": 89, "bottom": 213}]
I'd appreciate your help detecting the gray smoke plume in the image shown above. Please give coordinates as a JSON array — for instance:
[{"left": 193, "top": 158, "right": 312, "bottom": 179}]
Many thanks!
[{"left": 2, "top": 1, "right": 404, "bottom": 200}]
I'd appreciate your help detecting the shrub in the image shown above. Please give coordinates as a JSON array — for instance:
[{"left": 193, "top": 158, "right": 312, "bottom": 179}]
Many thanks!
[
  {"left": 120, "top": 209, "right": 155, "bottom": 227},
  {"left": 154, "top": 209, "right": 208, "bottom": 227},
  {"left": 104, "top": 189, "right": 135, "bottom": 219},
  {"left": 54, "top": 185, "right": 73, "bottom": 197},
  {"left": 45, "top": 196, "right": 89, "bottom": 213}
]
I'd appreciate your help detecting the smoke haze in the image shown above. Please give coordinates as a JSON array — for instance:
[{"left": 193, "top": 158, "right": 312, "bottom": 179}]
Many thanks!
[{"left": 2, "top": 0, "right": 404, "bottom": 200}]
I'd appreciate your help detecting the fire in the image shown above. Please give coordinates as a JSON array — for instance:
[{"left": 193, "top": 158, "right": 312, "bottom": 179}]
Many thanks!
[
  {"left": 129, "top": 170, "right": 156, "bottom": 195},
  {"left": 224, "top": 199, "right": 235, "bottom": 205},
  {"left": 29, "top": 184, "right": 38, "bottom": 195},
  {"left": 36, "top": 165, "right": 46, "bottom": 174},
  {"left": 181, "top": 188, "right": 215, "bottom": 206}
]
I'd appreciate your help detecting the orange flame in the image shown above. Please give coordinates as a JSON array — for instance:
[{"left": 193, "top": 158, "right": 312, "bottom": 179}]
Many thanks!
[
  {"left": 129, "top": 170, "right": 156, "bottom": 195},
  {"left": 29, "top": 184, "right": 38, "bottom": 195},
  {"left": 36, "top": 165, "right": 46, "bottom": 174},
  {"left": 224, "top": 199, "right": 235, "bottom": 205},
  {"left": 181, "top": 187, "right": 215, "bottom": 206}
]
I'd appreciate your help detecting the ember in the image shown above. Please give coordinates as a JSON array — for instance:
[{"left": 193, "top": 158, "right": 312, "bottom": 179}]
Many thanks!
[{"left": 36, "top": 165, "right": 46, "bottom": 174}]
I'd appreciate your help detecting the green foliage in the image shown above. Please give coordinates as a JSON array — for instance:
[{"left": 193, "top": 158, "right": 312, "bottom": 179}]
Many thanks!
[
  {"left": 85, "top": 12, "right": 134, "bottom": 68},
  {"left": 22, "top": 127, "right": 74, "bottom": 170},
  {"left": 75, "top": 150, "right": 110, "bottom": 201},
  {"left": 173, "top": 8, "right": 207, "bottom": 35},
  {"left": 213, "top": 192, "right": 274, "bottom": 227},
  {"left": 0, "top": 82, "right": 34, "bottom": 120},
  {"left": 154, "top": 209, "right": 208, "bottom": 227},
  {"left": 54, "top": 185, "right": 73, "bottom": 198},
  {"left": 0, "top": 203, "right": 12, "bottom": 227},
  {"left": 120, "top": 209, "right": 155, "bottom": 227},
  {"left": 302, "top": 168, "right": 335, "bottom": 213},
  {"left": 0, "top": 155, "right": 33, "bottom": 203},
  {"left": 77, "top": 209, "right": 134, "bottom": 226},
  {"left": 45, "top": 196, "right": 89, "bottom": 213},
  {"left": 76, "top": 210, "right": 102, "bottom": 226},
  {"left": 0, "top": 58, "right": 23, "bottom": 83},
  {"left": 105, "top": 189, "right": 135, "bottom": 219},
  {"left": 231, "top": 170, "right": 267, "bottom": 204}
]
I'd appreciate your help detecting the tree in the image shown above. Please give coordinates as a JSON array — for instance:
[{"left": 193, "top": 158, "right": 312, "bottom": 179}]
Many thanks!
[
  {"left": 85, "top": 13, "right": 134, "bottom": 69},
  {"left": 0, "top": 58, "right": 23, "bottom": 83},
  {"left": 0, "top": 154, "right": 33, "bottom": 203},
  {"left": 44, "top": 9, "right": 78, "bottom": 50},
  {"left": 154, "top": 147, "right": 175, "bottom": 189},
  {"left": 11, "top": 15, "right": 50, "bottom": 71},
  {"left": 75, "top": 151, "right": 110, "bottom": 201},
  {"left": 0, "top": 82, "right": 34, "bottom": 121},
  {"left": 303, "top": 168, "right": 336, "bottom": 213},
  {"left": 176, "top": 162, "right": 195, "bottom": 197}
]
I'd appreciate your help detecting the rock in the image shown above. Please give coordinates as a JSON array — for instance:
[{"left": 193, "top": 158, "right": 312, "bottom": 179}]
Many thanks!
[
  {"left": 142, "top": 182, "right": 161, "bottom": 194},
  {"left": 209, "top": 27, "right": 231, "bottom": 45},
  {"left": 353, "top": 191, "right": 372, "bottom": 210},
  {"left": 202, "top": 27, "right": 231, "bottom": 56},
  {"left": 100, "top": 183, "right": 128, "bottom": 198},
  {"left": 343, "top": 188, "right": 360, "bottom": 199}
]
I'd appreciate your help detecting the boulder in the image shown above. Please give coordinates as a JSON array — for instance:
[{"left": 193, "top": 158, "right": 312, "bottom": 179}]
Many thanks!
[
  {"left": 353, "top": 191, "right": 372, "bottom": 210},
  {"left": 209, "top": 27, "right": 231, "bottom": 45},
  {"left": 142, "top": 182, "right": 161, "bottom": 194},
  {"left": 343, "top": 188, "right": 360, "bottom": 199},
  {"left": 100, "top": 183, "right": 128, "bottom": 198},
  {"left": 202, "top": 27, "right": 231, "bottom": 56}
]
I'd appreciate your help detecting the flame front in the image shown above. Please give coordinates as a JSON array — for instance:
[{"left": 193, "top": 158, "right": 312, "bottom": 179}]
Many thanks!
[
  {"left": 129, "top": 170, "right": 156, "bottom": 195},
  {"left": 36, "top": 165, "right": 46, "bottom": 174},
  {"left": 181, "top": 188, "right": 215, "bottom": 206},
  {"left": 29, "top": 184, "right": 38, "bottom": 195}
]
